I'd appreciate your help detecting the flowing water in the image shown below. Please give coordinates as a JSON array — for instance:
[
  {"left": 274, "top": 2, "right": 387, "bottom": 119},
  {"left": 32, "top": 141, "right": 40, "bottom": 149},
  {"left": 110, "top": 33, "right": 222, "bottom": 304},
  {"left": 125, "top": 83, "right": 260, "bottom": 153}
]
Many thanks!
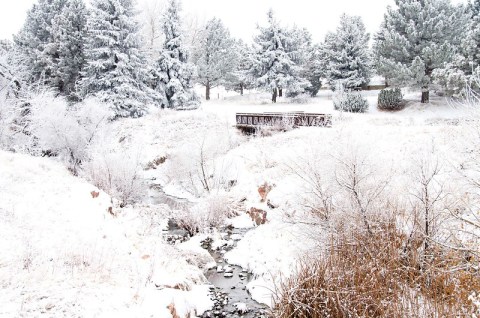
[
  {"left": 201, "top": 228, "right": 270, "bottom": 318},
  {"left": 150, "top": 185, "right": 270, "bottom": 317}
]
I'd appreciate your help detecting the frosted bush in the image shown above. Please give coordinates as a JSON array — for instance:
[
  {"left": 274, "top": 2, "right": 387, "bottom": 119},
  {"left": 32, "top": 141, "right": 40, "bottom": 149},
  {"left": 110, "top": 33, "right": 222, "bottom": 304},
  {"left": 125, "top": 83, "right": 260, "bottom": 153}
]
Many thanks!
[
  {"left": 83, "top": 149, "right": 145, "bottom": 207},
  {"left": 333, "top": 87, "right": 368, "bottom": 113},
  {"left": 176, "top": 194, "right": 242, "bottom": 235},
  {"left": 167, "top": 127, "right": 238, "bottom": 196},
  {"left": 288, "top": 94, "right": 310, "bottom": 104},
  {"left": 0, "top": 99, "right": 14, "bottom": 149},
  {"left": 29, "top": 93, "right": 112, "bottom": 174},
  {"left": 377, "top": 88, "right": 404, "bottom": 110}
]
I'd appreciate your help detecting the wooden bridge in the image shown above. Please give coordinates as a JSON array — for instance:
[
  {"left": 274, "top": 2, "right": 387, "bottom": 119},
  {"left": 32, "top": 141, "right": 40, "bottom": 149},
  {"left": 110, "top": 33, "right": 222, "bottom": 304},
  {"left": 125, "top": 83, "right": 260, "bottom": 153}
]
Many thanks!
[{"left": 236, "top": 112, "right": 332, "bottom": 132}]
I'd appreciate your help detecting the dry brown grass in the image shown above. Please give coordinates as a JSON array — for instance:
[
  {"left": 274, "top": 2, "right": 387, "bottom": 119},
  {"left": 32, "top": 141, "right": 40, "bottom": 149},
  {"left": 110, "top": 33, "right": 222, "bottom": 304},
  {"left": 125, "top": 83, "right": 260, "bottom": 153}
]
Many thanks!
[{"left": 273, "top": 221, "right": 480, "bottom": 318}]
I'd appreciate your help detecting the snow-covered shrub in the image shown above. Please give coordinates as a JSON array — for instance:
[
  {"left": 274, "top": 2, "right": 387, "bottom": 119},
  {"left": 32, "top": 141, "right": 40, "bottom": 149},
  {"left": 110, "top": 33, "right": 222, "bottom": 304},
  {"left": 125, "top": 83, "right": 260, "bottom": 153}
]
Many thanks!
[
  {"left": 167, "top": 126, "right": 239, "bottom": 196},
  {"left": 287, "top": 93, "right": 310, "bottom": 104},
  {"left": 377, "top": 88, "right": 404, "bottom": 110},
  {"left": 0, "top": 99, "right": 15, "bottom": 149},
  {"left": 29, "top": 93, "right": 112, "bottom": 174},
  {"left": 176, "top": 194, "right": 242, "bottom": 235},
  {"left": 333, "top": 88, "right": 368, "bottom": 113},
  {"left": 83, "top": 148, "right": 145, "bottom": 207},
  {"left": 286, "top": 153, "right": 334, "bottom": 222}
]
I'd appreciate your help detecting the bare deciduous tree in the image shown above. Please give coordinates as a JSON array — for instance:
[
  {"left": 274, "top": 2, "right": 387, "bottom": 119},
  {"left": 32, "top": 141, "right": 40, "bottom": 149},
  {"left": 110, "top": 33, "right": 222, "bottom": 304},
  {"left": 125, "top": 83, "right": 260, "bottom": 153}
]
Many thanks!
[
  {"left": 409, "top": 156, "right": 446, "bottom": 254},
  {"left": 334, "top": 147, "right": 389, "bottom": 235}
]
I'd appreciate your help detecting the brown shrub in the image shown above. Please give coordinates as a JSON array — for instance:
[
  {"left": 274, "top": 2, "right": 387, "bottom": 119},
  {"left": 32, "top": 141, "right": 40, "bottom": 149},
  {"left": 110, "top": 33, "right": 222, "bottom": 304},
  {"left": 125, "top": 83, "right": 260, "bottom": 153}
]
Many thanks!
[{"left": 273, "top": 222, "right": 480, "bottom": 318}]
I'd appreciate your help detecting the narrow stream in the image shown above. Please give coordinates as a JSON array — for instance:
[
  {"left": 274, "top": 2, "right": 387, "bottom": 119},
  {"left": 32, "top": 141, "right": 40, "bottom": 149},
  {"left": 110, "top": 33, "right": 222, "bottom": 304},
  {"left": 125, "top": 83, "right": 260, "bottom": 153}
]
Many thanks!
[
  {"left": 150, "top": 184, "right": 270, "bottom": 317},
  {"left": 201, "top": 228, "right": 270, "bottom": 318},
  {"left": 149, "top": 183, "right": 192, "bottom": 210}
]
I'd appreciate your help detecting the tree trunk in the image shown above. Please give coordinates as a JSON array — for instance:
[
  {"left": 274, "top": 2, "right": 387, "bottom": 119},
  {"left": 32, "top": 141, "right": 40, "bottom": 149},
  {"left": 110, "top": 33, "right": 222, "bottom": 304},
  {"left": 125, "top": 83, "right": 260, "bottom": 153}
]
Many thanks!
[
  {"left": 421, "top": 90, "right": 429, "bottom": 104},
  {"left": 272, "top": 88, "right": 277, "bottom": 103},
  {"left": 206, "top": 81, "right": 210, "bottom": 101},
  {"left": 279, "top": 88, "right": 283, "bottom": 97},
  {"left": 240, "top": 83, "right": 244, "bottom": 96}
]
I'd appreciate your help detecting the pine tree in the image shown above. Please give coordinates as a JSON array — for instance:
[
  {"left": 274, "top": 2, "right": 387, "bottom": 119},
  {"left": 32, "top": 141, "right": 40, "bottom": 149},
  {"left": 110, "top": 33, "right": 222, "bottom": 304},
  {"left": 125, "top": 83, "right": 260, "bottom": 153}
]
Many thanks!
[
  {"left": 151, "top": 0, "right": 199, "bottom": 110},
  {"left": 0, "top": 41, "right": 22, "bottom": 99},
  {"left": 81, "top": 0, "right": 155, "bottom": 118},
  {"left": 304, "top": 44, "right": 324, "bottom": 97},
  {"left": 224, "top": 40, "right": 255, "bottom": 96},
  {"left": 251, "top": 10, "right": 309, "bottom": 103},
  {"left": 467, "top": 0, "right": 480, "bottom": 67},
  {"left": 50, "top": 0, "right": 88, "bottom": 99},
  {"left": 284, "top": 27, "right": 324, "bottom": 97},
  {"left": 432, "top": 4, "right": 473, "bottom": 96},
  {"left": 192, "top": 17, "right": 237, "bottom": 100},
  {"left": 14, "top": 0, "right": 68, "bottom": 86},
  {"left": 374, "top": 0, "right": 467, "bottom": 103},
  {"left": 323, "top": 14, "right": 371, "bottom": 90}
]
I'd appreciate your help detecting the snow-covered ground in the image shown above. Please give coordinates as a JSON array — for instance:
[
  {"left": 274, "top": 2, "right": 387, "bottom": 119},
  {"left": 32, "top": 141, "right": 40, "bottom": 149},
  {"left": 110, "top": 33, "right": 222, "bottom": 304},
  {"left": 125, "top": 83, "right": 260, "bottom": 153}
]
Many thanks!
[
  {"left": 0, "top": 151, "right": 213, "bottom": 317},
  {"left": 1, "top": 90, "right": 478, "bottom": 316}
]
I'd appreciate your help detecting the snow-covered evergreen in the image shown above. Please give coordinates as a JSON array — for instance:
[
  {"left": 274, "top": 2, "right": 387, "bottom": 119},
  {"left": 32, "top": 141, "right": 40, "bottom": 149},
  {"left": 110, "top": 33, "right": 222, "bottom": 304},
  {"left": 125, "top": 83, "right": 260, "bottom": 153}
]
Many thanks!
[
  {"left": 466, "top": 0, "right": 480, "bottom": 70},
  {"left": 14, "top": 0, "right": 68, "bottom": 87},
  {"left": 224, "top": 40, "right": 255, "bottom": 95},
  {"left": 81, "top": 0, "right": 155, "bottom": 118},
  {"left": 374, "top": 0, "right": 467, "bottom": 103},
  {"left": 50, "top": 0, "right": 88, "bottom": 99},
  {"left": 323, "top": 14, "right": 371, "bottom": 90},
  {"left": 151, "top": 0, "right": 199, "bottom": 110},
  {"left": 433, "top": 3, "right": 478, "bottom": 96},
  {"left": 251, "top": 10, "right": 309, "bottom": 103},
  {"left": 192, "top": 17, "right": 237, "bottom": 100},
  {"left": 283, "top": 27, "right": 323, "bottom": 97},
  {"left": 303, "top": 44, "right": 324, "bottom": 97},
  {"left": 0, "top": 41, "right": 21, "bottom": 99}
]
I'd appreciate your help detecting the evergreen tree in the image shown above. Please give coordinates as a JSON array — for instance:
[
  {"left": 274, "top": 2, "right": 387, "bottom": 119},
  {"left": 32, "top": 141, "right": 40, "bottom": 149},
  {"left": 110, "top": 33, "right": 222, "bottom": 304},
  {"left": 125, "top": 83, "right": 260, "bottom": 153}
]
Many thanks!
[
  {"left": 81, "top": 0, "right": 155, "bottom": 118},
  {"left": 431, "top": 4, "right": 473, "bottom": 96},
  {"left": 251, "top": 10, "right": 309, "bottom": 103},
  {"left": 466, "top": 0, "right": 480, "bottom": 67},
  {"left": 374, "top": 0, "right": 467, "bottom": 103},
  {"left": 323, "top": 14, "right": 371, "bottom": 90},
  {"left": 151, "top": 0, "right": 199, "bottom": 110},
  {"left": 0, "top": 41, "right": 22, "bottom": 99},
  {"left": 51, "top": 0, "right": 88, "bottom": 99},
  {"left": 304, "top": 44, "right": 324, "bottom": 97},
  {"left": 192, "top": 17, "right": 237, "bottom": 100},
  {"left": 14, "top": 0, "right": 68, "bottom": 86},
  {"left": 224, "top": 40, "right": 255, "bottom": 96},
  {"left": 284, "top": 26, "right": 324, "bottom": 97}
]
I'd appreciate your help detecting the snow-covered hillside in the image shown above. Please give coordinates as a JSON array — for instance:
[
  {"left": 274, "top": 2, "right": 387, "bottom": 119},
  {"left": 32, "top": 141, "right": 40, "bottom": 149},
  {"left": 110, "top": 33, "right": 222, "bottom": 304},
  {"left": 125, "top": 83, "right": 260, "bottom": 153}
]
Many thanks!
[{"left": 0, "top": 150, "right": 213, "bottom": 317}]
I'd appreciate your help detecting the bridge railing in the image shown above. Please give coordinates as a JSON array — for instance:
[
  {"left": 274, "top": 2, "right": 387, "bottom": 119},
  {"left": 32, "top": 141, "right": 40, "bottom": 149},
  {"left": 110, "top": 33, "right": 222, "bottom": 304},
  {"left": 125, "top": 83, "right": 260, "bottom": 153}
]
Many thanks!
[{"left": 235, "top": 112, "right": 332, "bottom": 129}]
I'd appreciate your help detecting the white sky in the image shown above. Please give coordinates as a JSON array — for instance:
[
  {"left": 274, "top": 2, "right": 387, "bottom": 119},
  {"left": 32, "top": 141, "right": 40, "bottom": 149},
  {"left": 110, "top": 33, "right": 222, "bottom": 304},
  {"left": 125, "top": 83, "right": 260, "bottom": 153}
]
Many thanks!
[{"left": 0, "top": 0, "right": 469, "bottom": 43}]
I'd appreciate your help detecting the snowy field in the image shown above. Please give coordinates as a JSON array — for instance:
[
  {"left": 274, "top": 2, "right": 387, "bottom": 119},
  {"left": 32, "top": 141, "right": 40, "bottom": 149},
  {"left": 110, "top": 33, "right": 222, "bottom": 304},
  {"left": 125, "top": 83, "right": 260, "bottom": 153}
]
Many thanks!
[{"left": 1, "top": 89, "right": 479, "bottom": 317}]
